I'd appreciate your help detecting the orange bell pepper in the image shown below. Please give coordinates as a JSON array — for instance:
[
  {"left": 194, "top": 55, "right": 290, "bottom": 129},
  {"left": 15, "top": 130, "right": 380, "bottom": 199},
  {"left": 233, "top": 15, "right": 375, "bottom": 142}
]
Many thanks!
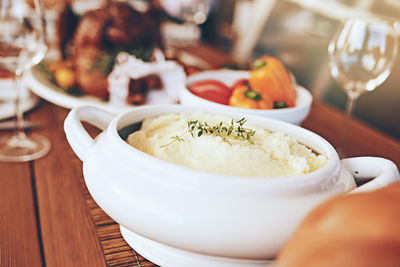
[
  {"left": 229, "top": 84, "right": 273, "bottom": 109},
  {"left": 249, "top": 56, "right": 296, "bottom": 108}
]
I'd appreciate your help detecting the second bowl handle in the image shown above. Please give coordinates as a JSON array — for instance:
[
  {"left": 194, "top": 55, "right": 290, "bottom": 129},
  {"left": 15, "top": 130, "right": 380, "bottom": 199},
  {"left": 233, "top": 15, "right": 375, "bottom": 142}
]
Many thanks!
[
  {"left": 341, "top": 157, "right": 400, "bottom": 193},
  {"left": 64, "top": 105, "right": 115, "bottom": 161}
]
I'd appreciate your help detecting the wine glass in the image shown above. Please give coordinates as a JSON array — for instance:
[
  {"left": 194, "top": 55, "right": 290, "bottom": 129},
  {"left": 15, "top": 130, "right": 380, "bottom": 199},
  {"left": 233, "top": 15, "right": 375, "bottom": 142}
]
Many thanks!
[
  {"left": 328, "top": 17, "right": 398, "bottom": 156},
  {"left": 159, "top": 0, "right": 212, "bottom": 47},
  {"left": 0, "top": 0, "right": 50, "bottom": 162}
]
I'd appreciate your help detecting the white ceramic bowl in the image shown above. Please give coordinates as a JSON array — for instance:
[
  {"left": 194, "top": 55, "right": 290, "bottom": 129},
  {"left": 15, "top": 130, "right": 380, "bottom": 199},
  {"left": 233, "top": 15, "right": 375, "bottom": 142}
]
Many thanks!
[
  {"left": 181, "top": 70, "right": 313, "bottom": 125},
  {"left": 64, "top": 105, "right": 399, "bottom": 267}
]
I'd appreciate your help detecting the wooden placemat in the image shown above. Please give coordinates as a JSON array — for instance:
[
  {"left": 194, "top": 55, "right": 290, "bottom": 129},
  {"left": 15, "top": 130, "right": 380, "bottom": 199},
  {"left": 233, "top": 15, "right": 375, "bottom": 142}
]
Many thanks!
[{"left": 74, "top": 158, "right": 157, "bottom": 267}]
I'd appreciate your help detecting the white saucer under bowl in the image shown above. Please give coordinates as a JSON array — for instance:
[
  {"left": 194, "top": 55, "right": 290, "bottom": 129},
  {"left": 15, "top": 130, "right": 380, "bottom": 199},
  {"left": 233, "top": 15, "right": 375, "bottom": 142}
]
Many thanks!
[{"left": 120, "top": 226, "right": 274, "bottom": 267}]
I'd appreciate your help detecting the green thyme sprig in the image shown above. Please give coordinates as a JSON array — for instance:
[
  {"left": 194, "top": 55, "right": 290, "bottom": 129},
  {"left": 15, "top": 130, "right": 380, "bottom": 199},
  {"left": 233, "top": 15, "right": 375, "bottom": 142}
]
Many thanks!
[
  {"left": 160, "top": 118, "right": 256, "bottom": 148},
  {"left": 160, "top": 134, "right": 187, "bottom": 148}
]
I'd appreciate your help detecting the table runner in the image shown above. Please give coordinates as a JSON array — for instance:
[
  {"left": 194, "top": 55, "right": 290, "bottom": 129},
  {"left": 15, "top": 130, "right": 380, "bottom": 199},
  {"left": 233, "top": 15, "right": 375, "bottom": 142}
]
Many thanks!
[{"left": 73, "top": 151, "right": 157, "bottom": 266}]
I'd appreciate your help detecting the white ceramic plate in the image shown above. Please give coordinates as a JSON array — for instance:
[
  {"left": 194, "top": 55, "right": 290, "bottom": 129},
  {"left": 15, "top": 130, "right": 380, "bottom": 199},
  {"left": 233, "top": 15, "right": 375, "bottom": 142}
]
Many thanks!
[
  {"left": 26, "top": 67, "right": 181, "bottom": 114},
  {"left": 0, "top": 78, "right": 39, "bottom": 120},
  {"left": 25, "top": 51, "right": 209, "bottom": 115},
  {"left": 25, "top": 68, "right": 135, "bottom": 114}
]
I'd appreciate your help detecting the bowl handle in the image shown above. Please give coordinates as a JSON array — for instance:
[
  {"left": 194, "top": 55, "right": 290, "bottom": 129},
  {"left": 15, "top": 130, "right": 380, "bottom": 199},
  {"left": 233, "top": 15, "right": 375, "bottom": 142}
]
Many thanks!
[
  {"left": 341, "top": 157, "right": 400, "bottom": 193},
  {"left": 64, "top": 105, "right": 115, "bottom": 161}
]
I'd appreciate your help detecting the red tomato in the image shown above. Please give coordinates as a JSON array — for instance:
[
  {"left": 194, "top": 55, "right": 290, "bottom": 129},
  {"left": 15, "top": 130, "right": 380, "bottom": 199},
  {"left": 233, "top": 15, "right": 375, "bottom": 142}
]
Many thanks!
[
  {"left": 231, "top": 78, "right": 249, "bottom": 90},
  {"left": 189, "top": 80, "right": 232, "bottom": 105}
]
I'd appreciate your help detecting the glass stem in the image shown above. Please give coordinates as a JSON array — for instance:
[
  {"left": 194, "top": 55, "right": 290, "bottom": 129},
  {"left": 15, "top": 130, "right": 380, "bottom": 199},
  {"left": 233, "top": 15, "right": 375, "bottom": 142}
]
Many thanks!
[
  {"left": 338, "top": 92, "right": 360, "bottom": 158},
  {"left": 14, "top": 69, "right": 27, "bottom": 140},
  {"left": 344, "top": 94, "right": 357, "bottom": 123}
]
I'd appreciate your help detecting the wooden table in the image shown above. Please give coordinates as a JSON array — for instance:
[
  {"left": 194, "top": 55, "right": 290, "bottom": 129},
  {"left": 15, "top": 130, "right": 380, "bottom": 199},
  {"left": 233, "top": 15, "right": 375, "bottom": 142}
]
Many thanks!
[{"left": 1, "top": 46, "right": 400, "bottom": 266}]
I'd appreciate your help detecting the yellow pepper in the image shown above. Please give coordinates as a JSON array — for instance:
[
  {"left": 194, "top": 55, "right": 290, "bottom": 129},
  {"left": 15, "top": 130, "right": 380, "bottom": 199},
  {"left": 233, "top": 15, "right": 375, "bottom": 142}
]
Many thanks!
[
  {"left": 229, "top": 84, "right": 273, "bottom": 109},
  {"left": 250, "top": 56, "right": 296, "bottom": 108}
]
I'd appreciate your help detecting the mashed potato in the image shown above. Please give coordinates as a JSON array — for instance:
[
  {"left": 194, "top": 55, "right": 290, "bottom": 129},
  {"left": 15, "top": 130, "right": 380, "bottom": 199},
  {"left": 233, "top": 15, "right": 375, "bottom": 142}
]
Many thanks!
[{"left": 127, "top": 113, "right": 327, "bottom": 177}]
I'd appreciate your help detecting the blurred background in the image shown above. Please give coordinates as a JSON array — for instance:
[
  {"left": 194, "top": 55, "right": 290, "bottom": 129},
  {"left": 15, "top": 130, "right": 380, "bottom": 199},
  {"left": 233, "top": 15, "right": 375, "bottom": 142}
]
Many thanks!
[{"left": 27, "top": 0, "right": 400, "bottom": 140}]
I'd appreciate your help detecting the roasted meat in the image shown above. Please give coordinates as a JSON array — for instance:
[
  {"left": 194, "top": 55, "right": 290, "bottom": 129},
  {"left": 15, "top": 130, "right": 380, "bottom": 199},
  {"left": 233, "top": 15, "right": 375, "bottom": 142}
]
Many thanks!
[
  {"left": 74, "top": 46, "right": 109, "bottom": 98},
  {"left": 71, "top": 2, "right": 159, "bottom": 97}
]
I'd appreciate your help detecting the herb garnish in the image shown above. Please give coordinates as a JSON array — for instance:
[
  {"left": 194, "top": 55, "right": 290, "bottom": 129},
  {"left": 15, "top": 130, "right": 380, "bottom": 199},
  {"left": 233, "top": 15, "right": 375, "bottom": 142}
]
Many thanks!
[
  {"left": 90, "top": 45, "right": 155, "bottom": 75},
  {"left": 160, "top": 118, "right": 256, "bottom": 148}
]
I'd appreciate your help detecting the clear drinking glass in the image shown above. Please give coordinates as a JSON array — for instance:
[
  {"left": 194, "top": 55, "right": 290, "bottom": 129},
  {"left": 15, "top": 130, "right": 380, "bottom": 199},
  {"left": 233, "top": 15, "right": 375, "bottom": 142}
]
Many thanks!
[
  {"left": 0, "top": 0, "right": 50, "bottom": 162},
  {"left": 159, "top": 0, "right": 212, "bottom": 47},
  {"left": 328, "top": 17, "right": 398, "bottom": 156}
]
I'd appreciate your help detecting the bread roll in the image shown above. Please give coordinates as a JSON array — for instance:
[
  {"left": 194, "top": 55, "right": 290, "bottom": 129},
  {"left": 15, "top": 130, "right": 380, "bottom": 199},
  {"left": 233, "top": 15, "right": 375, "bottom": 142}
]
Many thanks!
[{"left": 277, "top": 183, "right": 400, "bottom": 267}]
